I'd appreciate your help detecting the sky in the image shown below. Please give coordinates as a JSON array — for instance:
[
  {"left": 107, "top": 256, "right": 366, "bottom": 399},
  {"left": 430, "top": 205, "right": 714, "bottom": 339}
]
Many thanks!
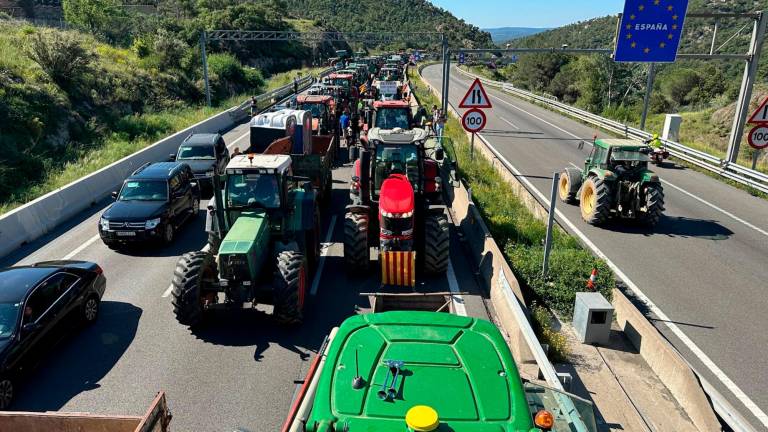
[{"left": 428, "top": 0, "right": 625, "bottom": 29}]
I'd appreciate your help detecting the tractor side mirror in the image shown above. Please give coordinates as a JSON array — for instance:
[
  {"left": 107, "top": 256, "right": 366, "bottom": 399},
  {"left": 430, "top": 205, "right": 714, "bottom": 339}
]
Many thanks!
[
  {"left": 111, "top": 191, "right": 118, "bottom": 200},
  {"left": 434, "top": 148, "right": 445, "bottom": 161}
]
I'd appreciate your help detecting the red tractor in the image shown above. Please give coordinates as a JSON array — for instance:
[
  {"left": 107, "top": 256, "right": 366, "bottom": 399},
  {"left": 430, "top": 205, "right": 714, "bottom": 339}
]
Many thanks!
[{"left": 344, "top": 127, "right": 449, "bottom": 285}]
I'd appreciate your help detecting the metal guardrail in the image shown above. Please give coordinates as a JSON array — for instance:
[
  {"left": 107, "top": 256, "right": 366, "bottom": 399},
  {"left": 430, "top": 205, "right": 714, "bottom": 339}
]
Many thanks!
[
  {"left": 457, "top": 67, "right": 768, "bottom": 194},
  {"left": 229, "top": 67, "right": 334, "bottom": 119}
]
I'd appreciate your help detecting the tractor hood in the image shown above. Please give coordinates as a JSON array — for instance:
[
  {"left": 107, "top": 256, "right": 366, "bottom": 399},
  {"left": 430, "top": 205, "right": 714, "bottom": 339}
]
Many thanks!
[
  {"left": 306, "top": 312, "right": 535, "bottom": 432},
  {"left": 218, "top": 211, "right": 271, "bottom": 282},
  {"left": 379, "top": 174, "right": 414, "bottom": 216}
]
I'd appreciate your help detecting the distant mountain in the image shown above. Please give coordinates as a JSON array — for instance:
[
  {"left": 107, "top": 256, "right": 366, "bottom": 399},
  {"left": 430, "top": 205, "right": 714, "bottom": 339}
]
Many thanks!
[{"left": 484, "top": 27, "right": 550, "bottom": 44}]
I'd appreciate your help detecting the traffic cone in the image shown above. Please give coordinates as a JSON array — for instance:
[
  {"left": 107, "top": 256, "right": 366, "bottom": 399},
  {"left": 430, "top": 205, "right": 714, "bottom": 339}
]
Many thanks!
[{"left": 586, "top": 268, "right": 598, "bottom": 291}]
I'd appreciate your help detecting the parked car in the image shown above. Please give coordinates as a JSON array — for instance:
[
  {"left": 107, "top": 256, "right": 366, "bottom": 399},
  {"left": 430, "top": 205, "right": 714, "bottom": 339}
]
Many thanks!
[
  {"left": 99, "top": 162, "right": 199, "bottom": 248},
  {"left": 0, "top": 260, "right": 106, "bottom": 409},
  {"left": 170, "top": 133, "right": 229, "bottom": 195}
]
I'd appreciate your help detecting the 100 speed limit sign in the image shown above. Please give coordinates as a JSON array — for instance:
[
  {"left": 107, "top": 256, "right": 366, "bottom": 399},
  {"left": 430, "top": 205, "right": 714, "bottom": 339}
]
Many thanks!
[
  {"left": 748, "top": 125, "right": 768, "bottom": 150},
  {"left": 462, "top": 108, "right": 487, "bottom": 133}
]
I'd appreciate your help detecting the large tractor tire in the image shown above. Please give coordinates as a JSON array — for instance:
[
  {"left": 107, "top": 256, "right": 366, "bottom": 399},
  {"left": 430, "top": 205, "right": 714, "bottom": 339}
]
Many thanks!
[
  {"left": 343, "top": 212, "right": 370, "bottom": 272},
  {"left": 558, "top": 168, "right": 582, "bottom": 204},
  {"left": 171, "top": 251, "right": 216, "bottom": 326},
  {"left": 273, "top": 251, "right": 308, "bottom": 325},
  {"left": 638, "top": 183, "right": 665, "bottom": 227},
  {"left": 579, "top": 177, "right": 611, "bottom": 225},
  {"left": 423, "top": 213, "right": 450, "bottom": 275}
]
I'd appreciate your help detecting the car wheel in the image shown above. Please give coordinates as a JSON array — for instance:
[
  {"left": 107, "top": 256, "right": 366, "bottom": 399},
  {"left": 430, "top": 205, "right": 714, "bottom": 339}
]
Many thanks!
[
  {"left": 0, "top": 376, "right": 13, "bottom": 410},
  {"left": 83, "top": 295, "right": 100, "bottom": 323},
  {"left": 163, "top": 223, "right": 175, "bottom": 244}
]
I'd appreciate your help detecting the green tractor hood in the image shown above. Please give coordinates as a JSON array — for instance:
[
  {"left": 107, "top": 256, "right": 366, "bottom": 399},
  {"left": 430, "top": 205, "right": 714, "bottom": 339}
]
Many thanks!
[
  {"left": 218, "top": 211, "right": 270, "bottom": 280},
  {"left": 306, "top": 312, "right": 536, "bottom": 432}
]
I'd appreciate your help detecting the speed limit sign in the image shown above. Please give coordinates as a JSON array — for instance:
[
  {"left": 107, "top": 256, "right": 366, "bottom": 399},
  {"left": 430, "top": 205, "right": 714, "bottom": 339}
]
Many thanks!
[
  {"left": 748, "top": 125, "right": 768, "bottom": 149},
  {"left": 462, "top": 108, "right": 487, "bottom": 133}
]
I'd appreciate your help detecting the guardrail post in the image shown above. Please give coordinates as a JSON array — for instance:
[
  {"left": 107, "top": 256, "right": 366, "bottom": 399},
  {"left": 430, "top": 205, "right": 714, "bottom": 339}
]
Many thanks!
[
  {"left": 200, "top": 31, "right": 211, "bottom": 107},
  {"left": 542, "top": 172, "right": 559, "bottom": 277}
]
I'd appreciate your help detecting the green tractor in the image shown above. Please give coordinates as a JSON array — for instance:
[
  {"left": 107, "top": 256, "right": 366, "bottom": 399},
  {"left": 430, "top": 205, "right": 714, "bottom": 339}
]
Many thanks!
[
  {"left": 170, "top": 154, "right": 320, "bottom": 326},
  {"left": 558, "top": 139, "right": 665, "bottom": 226}
]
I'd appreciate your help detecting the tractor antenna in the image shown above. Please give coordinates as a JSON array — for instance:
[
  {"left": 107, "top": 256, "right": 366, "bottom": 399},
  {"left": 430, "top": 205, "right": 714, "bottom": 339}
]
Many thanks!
[{"left": 352, "top": 349, "right": 365, "bottom": 389}]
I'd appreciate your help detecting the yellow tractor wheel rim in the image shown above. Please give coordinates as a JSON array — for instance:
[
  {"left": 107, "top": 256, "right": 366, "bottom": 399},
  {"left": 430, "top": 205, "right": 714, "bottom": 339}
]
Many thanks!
[
  {"left": 558, "top": 175, "right": 569, "bottom": 200},
  {"left": 582, "top": 183, "right": 596, "bottom": 215}
]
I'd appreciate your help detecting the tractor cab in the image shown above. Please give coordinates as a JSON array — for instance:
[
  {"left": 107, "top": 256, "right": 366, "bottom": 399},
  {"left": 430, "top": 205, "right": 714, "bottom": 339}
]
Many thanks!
[
  {"left": 296, "top": 94, "right": 335, "bottom": 135},
  {"left": 327, "top": 73, "right": 357, "bottom": 101},
  {"left": 588, "top": 139, "right": 653, "bottom": 180},
  {"left": 368, "top": 100, "right": 413, "bottom": 131}
]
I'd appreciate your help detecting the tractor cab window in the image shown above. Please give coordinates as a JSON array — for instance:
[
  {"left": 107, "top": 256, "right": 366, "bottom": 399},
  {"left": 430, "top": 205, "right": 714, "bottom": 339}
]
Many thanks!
[
  {"left": 591, "top": 146, "right": 608, "bottom": 168},
  {"left": 227, "top": 173, "right": 281, "bottom": 209},
  {"left": 374, "top": 145, "right": 419, "bottom": 197},
  {"left": 609, "top": 148, "right": 649, "bottom": 171},
  {"left": 298, "top": 103, "right": 325, "bottom": 118},
  {"left": 375, "top": 108, "right": 410, "bottom": 130}
]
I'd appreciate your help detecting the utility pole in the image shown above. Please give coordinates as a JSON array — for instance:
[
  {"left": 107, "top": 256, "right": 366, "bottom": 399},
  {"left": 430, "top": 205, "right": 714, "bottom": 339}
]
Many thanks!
[
  {"left": 639, "top": 63, "right": 655, "bottom": 130},
  {"left": 725, "top": 11, "right": 766, "bottom": 164},
  {"left": 200, "top": 31, "right": 211, "bottom": 107}
]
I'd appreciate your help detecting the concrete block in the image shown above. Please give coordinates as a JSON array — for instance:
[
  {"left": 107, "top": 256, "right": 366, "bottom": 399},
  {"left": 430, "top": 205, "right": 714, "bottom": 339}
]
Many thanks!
[{"left": 573, "top": 292, "right": 613, "bottom": 345}]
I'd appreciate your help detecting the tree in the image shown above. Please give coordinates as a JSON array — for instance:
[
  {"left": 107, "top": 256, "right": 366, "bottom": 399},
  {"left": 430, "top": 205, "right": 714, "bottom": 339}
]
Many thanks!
[{"left": 62, "top": 0, "right": 132, "bottom": 44}]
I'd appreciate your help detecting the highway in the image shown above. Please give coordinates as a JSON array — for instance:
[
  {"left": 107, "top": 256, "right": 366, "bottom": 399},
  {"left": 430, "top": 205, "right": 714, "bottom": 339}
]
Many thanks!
[
  {"left": 422, "top": 63, "right": 768, "bottom": 430},
  {"left": 0, "top": 112, "right": 488, "bottom": 429}
]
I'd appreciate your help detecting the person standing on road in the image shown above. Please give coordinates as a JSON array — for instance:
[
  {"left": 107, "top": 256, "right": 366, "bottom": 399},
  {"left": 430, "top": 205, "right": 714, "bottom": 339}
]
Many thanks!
[
  {"left": 340, "top": 110, "right": 351, "bottom": 143},
  {"left": 250, "top": 96, "right": 258, "bottom": 117},
  {"left": 435, "top": 113, "right": 446, "bottom": 144},
  {"left": 293, "top": 77, "right": 299, "bottom": 95},
  {"left": 431, "top": 105, "right": 439, "bottom": 133},
  {"left": 350, "top": 109, "right": 361, "bottom": 145}
]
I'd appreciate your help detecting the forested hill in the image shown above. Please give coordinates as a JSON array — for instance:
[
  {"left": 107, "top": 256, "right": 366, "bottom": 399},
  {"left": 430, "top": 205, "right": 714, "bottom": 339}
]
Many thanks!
[
  {"left": 284, "top": 0, "right": 493, "bottom": 48},
  {"left": 515, "top": 0, "right": 764, "bottom": 55}
]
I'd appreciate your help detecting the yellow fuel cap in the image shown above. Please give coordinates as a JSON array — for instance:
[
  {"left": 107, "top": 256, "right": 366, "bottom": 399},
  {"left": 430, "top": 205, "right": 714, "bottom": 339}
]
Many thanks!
[{"left": 405, "top": 405, "right": 439, "bottom": 431}]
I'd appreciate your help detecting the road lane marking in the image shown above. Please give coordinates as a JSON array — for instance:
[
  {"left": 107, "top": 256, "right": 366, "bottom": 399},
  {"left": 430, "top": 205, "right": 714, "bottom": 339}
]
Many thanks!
[
  {"left": 310, "top": 215, "right": 337, "bottom": 296},
  {"left": 447, "top": 260, "right": 467, "bottom": 316},
  {"left": 63, "top": 234, "right": 100, "bottom": 260},
  {"left": 483, "top": 133, "right": 768, "bottom": 428},
  {"left": 499, "top": 116, "right": 519, "bottom": 130},
  {"left": 227, "top": 129, "right": 250, "bottom": 150}
]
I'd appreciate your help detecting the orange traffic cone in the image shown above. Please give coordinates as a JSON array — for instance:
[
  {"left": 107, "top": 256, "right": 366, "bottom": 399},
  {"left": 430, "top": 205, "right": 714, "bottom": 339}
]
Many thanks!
[{"left": 586, "top": 268, "right": 598, "bottom": 291}]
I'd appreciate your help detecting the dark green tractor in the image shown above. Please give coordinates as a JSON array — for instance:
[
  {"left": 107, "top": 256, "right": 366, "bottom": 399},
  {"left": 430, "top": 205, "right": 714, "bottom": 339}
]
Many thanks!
[
  {"left": 170, "top": 154, "right": 320, "bottom": 326},
  {"left": 558, "top": 139, "right": 665, "bottom": 226}
]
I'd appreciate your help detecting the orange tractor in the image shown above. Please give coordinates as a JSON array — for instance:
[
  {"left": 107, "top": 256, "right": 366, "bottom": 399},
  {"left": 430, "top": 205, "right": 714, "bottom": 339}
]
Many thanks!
[{"left": 344, "top": 127, "right": 449, "bottom": 285}]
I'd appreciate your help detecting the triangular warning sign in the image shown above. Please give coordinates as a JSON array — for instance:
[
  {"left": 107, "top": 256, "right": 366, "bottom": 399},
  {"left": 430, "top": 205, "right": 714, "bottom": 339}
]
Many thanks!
[
  {"left": 459, "top": 78, "right": 492, "bottom": 109},
  {"left": 748, "top": 96, "right": 768, "bottom": 124}
]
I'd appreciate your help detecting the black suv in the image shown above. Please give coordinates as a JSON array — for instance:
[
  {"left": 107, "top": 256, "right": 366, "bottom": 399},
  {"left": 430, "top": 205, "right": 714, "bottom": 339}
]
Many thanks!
[
  {"left": 170, "top": 133, "right": 229, "bottom": 195},
  {"left": 99, "top": 162, "right": 199, "bottom": 248}
]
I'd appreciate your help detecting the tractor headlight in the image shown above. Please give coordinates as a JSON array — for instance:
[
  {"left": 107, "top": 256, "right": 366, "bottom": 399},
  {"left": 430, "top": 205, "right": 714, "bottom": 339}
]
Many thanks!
[
  {"left": 145, "top": 217, "right": 161, "bottom": 230},
  {"left": 100, "top": 218, "right": 109, "bottom": 231}
]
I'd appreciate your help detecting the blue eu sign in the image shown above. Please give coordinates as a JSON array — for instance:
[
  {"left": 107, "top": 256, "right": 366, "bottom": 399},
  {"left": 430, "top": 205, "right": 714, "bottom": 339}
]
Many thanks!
[
  {"left": 614, "top": 0, "right": 689, "bottom": 62},
  {"left": 459, "top": 52, "right": 465, "bottom": 65}
]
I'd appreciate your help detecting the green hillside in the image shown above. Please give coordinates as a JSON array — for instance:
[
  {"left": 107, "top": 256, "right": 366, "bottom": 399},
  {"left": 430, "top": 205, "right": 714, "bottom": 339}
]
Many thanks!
[{"left": 283, "top": 0, "right": 493, "bottom": 49}]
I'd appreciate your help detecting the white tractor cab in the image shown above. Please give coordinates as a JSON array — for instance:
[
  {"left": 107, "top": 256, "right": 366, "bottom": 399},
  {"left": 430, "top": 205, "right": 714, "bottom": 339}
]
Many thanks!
[{"left": 250, "top": 109, "right": 313, "bottom": 154}]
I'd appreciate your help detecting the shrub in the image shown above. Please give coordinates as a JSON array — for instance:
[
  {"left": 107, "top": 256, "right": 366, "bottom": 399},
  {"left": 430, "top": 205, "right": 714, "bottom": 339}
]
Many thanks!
[{"left": 25, "top": 29, "right": 95, "bottom": 90}]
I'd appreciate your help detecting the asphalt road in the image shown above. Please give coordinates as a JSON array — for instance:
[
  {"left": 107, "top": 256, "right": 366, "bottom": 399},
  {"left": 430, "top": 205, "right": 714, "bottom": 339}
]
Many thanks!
[
  {"left": 1, "top": 108, "right": 489, "bottom": 430},
  {"left": 422, "top": 63, "right": 768, "bottom": 431}
]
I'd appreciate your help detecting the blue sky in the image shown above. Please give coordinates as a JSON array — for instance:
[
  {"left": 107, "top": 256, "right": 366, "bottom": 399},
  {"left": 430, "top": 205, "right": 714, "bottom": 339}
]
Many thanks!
[{"left": 429, "top": 1, "right": 625, "bottom": 28}]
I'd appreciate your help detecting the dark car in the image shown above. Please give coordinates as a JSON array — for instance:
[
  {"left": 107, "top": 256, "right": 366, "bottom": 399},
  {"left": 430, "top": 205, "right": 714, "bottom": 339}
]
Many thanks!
[
  {"left": 170, "top": 133, "right": 229, "bottom": 195},
  {"left": 99, "top": 162, "right": 199, "bottom": 248},
  {"left": 0, "top": 260, "right": 106, "bottom": 409}
]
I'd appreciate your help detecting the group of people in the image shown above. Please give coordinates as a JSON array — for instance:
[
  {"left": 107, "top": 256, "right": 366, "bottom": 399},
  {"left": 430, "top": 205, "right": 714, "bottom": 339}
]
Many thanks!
[{"left": 413, "top": 104, "right": 446, "bottom": 142}]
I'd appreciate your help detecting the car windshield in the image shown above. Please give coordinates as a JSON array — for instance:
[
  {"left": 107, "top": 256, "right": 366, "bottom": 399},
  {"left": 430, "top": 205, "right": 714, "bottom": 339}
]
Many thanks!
[
  {"left": 376, "top": 108, "right": 410, "bottom": 130},
  {"left": 118, "top": 180, "right": 168, "bottom": 201},
  {"left": 177, "top": 145, "right": 215, "bottom": 160},
  {"left": 298, "top": 103, "right": 326, "bottom": 118},
  {"left": 0, "top": 302, "right": 20, "bottom": 339},
  {"left": 374, "top": 144, "right": 419, "bottom": 196},
  {"left": 611, "top": 148, "right": 649, "bottom": 162},
  {"left": 226, "top": 173, "right": 280, "bottom": 209}
]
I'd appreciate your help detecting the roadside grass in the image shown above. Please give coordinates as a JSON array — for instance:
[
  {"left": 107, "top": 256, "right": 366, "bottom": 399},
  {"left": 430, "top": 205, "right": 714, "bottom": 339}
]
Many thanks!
[
  {"left": 0, "top": 67, "right": 321, "bottom": 216},
  {"left": 409, "top": 66, "right": 614, "bottom": 329}
]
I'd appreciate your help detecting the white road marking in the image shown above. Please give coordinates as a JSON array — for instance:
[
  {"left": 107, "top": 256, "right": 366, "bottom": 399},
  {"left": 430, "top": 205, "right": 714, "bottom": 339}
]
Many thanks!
[
  {"left": 483, "top": 133, "right": 768, "bottom": 428},
  {"left": 310, "top": 215, "right": 337, "bottom": 296},
  {"left": 62, "top": 234, "right": 100, "bottom": 260},
  {"left": 499, "top": 116, "right": 519, "bottom": 130},
  {"left": 447, "top": 260, "right": 467, "bottom": 316},
  {"left": 227, "top": 129, "right": 250, "bottom": 150}
]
